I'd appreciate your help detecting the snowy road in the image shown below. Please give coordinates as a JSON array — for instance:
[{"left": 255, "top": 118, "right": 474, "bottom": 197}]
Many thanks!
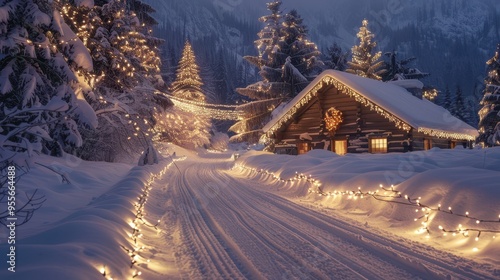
[{"left": 145, "top": 152, "right": 497, "bottom": 280}]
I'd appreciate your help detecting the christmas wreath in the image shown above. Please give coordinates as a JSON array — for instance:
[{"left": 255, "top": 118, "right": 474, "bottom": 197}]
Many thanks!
[{"left": 324, "top": 107, "right": 343, "bottom": 132}]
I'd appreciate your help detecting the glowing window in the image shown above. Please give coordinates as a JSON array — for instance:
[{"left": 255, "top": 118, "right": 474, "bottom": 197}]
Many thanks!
[
  {"left": 334, "top": 140, "right": 347, "bottom": 155},
  {"left": 370, "top": 138, "right": 387, "bottom": 154},
  {"left": 297, "top": 142, "right": 310, "bottom": 155}
]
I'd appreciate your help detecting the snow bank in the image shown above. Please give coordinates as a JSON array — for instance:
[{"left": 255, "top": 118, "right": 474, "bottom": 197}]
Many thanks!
[
  {"left": 235, "top": 148, "right": 500, "bottom": 265},
  {"left": 0, "top": 151, "right": 179, "bottom": 279}
]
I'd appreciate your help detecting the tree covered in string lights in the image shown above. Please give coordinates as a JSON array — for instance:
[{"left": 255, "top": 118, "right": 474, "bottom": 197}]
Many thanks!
[
  {"left": 0, "top": 0, "right": 97, "bottom": 163},
  {"left": 59, "top": 0, "right": 168, "bottom": 161},
  {"left": 245, "top": 0, "right": 282, "bottom": 69},
  {"left": 231, "top": 2, "right": 322, "bottom": 143},
  {"left": 87, "top": 0, "right": 162, "bottom": 90},
  {"left": 347, "top": 19, "right": 385, "bottom": 80},
  {"left": 153, "top": 107, "right": 211, "bottom": 149},
  {"left": 478, "top": 44, "right": 500, "bottom": 147},
  {"left": 170, "top": 40, "right": 205, "bottom": 102},
  {"left": 157, "top": 41, "right": 213, "bottom": 149}
]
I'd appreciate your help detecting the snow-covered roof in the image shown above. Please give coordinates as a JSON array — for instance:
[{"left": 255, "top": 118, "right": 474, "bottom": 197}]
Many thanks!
[{"left": 263, "top": 70, "right": 478, "bottom": 141}]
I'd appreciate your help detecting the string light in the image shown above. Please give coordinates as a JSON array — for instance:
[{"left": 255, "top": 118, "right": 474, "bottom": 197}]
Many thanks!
[
  {"left": 264, "top": 74, "right": 476, "bottom": 142},
  {"left": 100, "top": 266, "right": 106, "bottom": 276},
  {"left": 234, "top": 163, "right": 500, "bottom": 245},
  {"left": 324, "top": 107, "right": 343, "bottom": 132},
  {"left": 417, "top": 127, "right": 475, "bottom": 141},
  {"left": 423, "top": 88, "right": 438, "bottom": 101},
  {"left": 167, "top": 93, "right": 240, "bottom": 120},
  {"left": 119, "top": 155, "right": 186, "bottom": 276}
]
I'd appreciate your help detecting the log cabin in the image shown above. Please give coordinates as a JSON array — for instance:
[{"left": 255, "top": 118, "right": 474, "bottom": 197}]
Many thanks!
[{"left": 263, "top": 70, "right": 478, "bottom": 155}]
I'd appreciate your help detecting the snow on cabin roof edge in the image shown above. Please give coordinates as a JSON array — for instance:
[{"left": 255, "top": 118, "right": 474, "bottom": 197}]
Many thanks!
[{"left": 263, "top": 70, "right": 478, "bottom": 141}]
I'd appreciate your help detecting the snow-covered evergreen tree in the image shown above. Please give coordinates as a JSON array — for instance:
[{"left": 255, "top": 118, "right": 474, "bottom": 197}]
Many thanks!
[
  {"left": 90, "top": 0, "right": 162, "bottom": 90},
  {"left": 171, "top": 40, "right": 205, "bottom": 102},
  {"left": 0, "top": 0, "right": 97, "bottom": 163},
  {"left": 442, "top": 85, "right": 452, "bottom": 110},
  {"left": 245, "top": 0, "right": 282, "bottom": 69},
  {"left": 278, "top": 9, "right": 322, "bottom": 94},
  {"left": 325, "top": 42, "right": 348, "bottom": 71},
  {"left": 70, "top": 0, "right": 167, "bottom": 161},
  {"left": 230, "top": 4, "right": 322, "bottom": 143},
  {"left": 478, "top": 44, "right": 500, "bottom": 147},
  {"left": 213, "top": 50, "right": 229, "bottom": 104},
  {"left": 229, "top": 1, "right": 285, "bottom": 143},
  {"left": 382, "top": 51, "right": 429, "bottom": 81},
  {"left": 452, "top": 85, "right": 468, "bottom": 122},
  {"left": 347, "top": 19, "right": 385, "bottom": 80}
]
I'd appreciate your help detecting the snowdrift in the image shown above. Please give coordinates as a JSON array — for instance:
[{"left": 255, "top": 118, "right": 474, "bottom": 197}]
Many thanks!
[{"left": 235, "top": 147, "right": 500, "bottom": 265}]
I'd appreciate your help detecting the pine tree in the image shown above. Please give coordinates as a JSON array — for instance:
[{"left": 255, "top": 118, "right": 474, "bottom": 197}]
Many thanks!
[
  {"left": 96, "top": 0, "right": 162, "bottom": 89},
  {"left": 230, "top": 4, "right": 322, "bottom": 143},
  {"left": 325, "top": 42, "right": 348, "bottom": 71},
  {"left": 55, "top": 0, "right": 96, "bottom": 101},
  {"left": 0, "top": 0, "right": 97, "bottom": 162},
  {"left": 229, "top": 1, "right": 285, "bottom": 143},
  {"left": 171, "top": 40, "right": 205, "bottom": 102},
  {"left": 70, "top": 0, "right": 167, "bottom": 161},
  {"left": 347, "top": 19, "right": 386, "bottom": 80},
  {"left": 442, "top": 85, "right": 452, "bottom": 111},
  {"left": 246, "top": 0, "right": 282, "bottom": 68},
  {"left": 382, "top": 51, "right": 429, "bottom": 81},
  {"left": 478, "top": 44, "right": 500, "bottom": 146},
  {"left": 278, "top": 9, "right": 322, "bottom": 94},
  {"left": 453, "top": 85, "right": 467, "bottom": 122},
  {"left": 213, "top": 50, "right": 229, "bottom": 104}
]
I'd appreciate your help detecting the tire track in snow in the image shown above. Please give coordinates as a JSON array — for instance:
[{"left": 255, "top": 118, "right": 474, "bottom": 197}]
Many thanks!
[
  {"left": 190, "top": 167, "right": 362, "bottom": 279},
  {"left": 198, "top": 165, "right": 411, "bottom": 280},
  {"left": 162, "top": 154, "right": 496, "bottom": 279},
  {"left": 230, "top": 166, "right": 498, "bottom": 280},
  {"left": 172, "top": 162, "right": 249, "bottom": 279},
  {"left": 174, "top": 158, "right": 399, "bottom": 279}
]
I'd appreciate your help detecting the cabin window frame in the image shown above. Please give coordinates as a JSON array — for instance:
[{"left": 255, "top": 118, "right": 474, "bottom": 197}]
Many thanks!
[{"left": 368, "top": 136, "right": 388, "bottom": 154}]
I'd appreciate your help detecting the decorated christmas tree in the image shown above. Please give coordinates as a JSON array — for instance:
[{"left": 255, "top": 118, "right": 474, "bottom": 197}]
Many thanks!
[
  {"left": 245, "top": 0, "right": 282, "bottom": 69},
  {"left": 478, "top": 44, "right": 500, "bottom": 147},
  {"left": 347, "top": 19, "right": 385, "bottom": 80},
  {"left": 65, "top": 0, "right": 167, "bottom": 161},
  {"left": 153, "top": 107, "right": 211, "bottom": 149},
  {"left": 171, "top": 40, "right": 205, "bottom": 102}
]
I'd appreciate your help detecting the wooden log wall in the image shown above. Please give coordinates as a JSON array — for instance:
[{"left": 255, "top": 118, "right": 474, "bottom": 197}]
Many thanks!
[{"left": 276, "top": 85, "right": 411, "bottom": 153}]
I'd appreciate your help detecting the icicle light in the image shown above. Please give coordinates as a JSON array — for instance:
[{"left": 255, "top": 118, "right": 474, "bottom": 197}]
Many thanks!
[{"left": 265, "top": 74, "right": 476, "bottom": 141}]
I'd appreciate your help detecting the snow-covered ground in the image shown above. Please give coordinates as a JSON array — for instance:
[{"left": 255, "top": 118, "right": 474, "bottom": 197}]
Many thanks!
[{"left": 1, "top": 145, "right": 499, "bottom": 279}]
